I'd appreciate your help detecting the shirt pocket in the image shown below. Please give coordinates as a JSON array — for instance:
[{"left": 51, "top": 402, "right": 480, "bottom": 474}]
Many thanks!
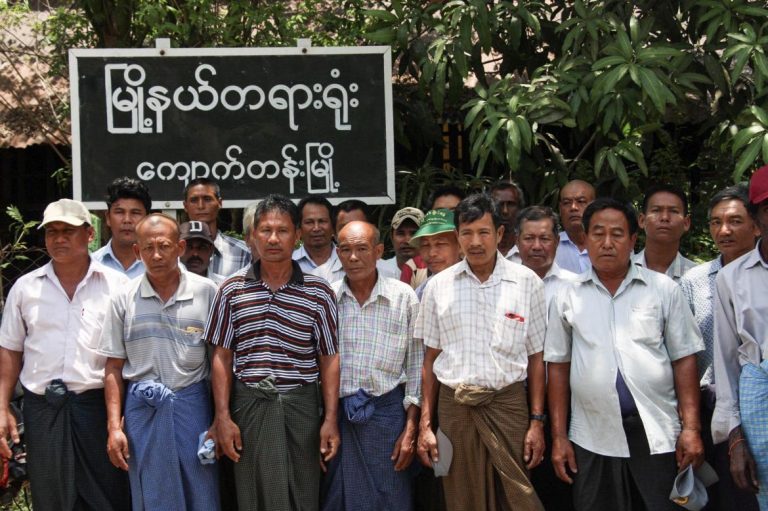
[
  {"left": 376, "top": 315, "right": 409, "bottom": 375},
  {"left": 81, "top": 309, "right": 106, "bottom": 350},
  {"left": 492, "top": 316, "right": 528, "bottom": 360},
  {"left": 630, "top": 306, "right": 662, "bottom": 346}
]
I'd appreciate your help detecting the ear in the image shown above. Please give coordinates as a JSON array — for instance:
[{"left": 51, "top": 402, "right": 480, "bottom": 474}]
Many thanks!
[
  {"left": 683, "top": 214, "right": 691, "bottom": 232},
  {"left": 630, "top": 232, "right": 638, "bottom": 249},
  {"left": 638, "top": 213, "right": 647, "bottom": 229},
  {"left": 177, "top": 239, "right": 187, "bottom": 254},
  {"left": 133, "top": 243, "right": 141, "bottom": 260},
  {"left": 375, "top": 242, "right": 385, "bottom": 260},
  {"left": 496, "top": 224, "right": 505, "bottom": 241},
  {"left": 86, "top": 226, "right": 95, "bottom": 243}
]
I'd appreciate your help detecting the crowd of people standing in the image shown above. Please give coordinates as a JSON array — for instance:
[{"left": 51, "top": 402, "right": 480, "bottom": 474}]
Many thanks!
[{"left": 0, "top": 167, "right": 767, "bottom": 511}]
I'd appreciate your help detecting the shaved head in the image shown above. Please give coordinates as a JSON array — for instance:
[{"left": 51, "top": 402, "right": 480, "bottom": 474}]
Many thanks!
[
  {"left": 338, "top": 220, "right": 380, "bottom": 246},
  {"left": 136, "top": 213, "right": 180, "bottom": 242}
]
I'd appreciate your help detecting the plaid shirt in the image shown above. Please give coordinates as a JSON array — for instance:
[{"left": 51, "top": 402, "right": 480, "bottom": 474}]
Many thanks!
[
  {"left": 415, "top": 255, "right": 547, "bottom": 390},
  {"left": 210, "top": 232, "right": 251, "bottom": 277},
  {"left": 333, "top": 276, "right": 422, "bottom": 409}
]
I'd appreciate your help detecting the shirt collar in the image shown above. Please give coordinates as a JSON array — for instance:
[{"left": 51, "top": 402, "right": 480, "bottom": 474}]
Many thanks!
[
  {"left": 337, "top": 272, "right": 393, "bottom": 306},
  {"left": 40, "top": 256, "right": 112, "bottom": 286},
  {"left": 744, "top": 240, "right": 768, "bottom": 269},
  {"left": 138, "top": 265, "right": 193, "bottom": 301},
  {"left": 456, "top": 253, "right": 517, "bottom": 283},
  {"left": 581, "top": 260, "right": 646, "bottom": 292},
  {"left": 101, "top": 240, "right": 142, "bottom": 269},
  {"left": 245, "top": 259, "right": 305, "bottom": 285}
]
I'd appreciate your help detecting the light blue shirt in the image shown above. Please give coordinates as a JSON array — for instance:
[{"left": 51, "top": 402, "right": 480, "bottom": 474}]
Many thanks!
[
  {"left": 554, "top": 231, "right": 591, "bottom": 274},
  {"left": 680, "top": 257, "right": 722, "bottom": 387},
  {"left": 92, "top": 240, "right": 144, "bottom": 279}
]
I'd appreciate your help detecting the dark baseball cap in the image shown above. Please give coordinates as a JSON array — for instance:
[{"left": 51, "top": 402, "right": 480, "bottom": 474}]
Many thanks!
[{"left": 179, "top": 221, "right": 215, "bottom": 244}]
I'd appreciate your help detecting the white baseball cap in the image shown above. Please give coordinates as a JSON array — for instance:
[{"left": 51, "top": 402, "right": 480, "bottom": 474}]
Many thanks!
[{"left": 39, "top": 199, "right": 91, "bottom": 229}]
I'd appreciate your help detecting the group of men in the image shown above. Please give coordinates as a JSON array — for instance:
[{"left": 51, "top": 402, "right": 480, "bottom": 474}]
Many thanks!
[{"left": 0, "top": 166, "right": 767, "bottom": 511}]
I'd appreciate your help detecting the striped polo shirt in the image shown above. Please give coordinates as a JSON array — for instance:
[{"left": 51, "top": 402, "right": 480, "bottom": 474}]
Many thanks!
[{"left": 203, "top": 260, "right": 338, "bottom": 391}]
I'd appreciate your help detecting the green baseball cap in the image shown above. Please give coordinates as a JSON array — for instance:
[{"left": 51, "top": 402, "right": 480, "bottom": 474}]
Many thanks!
[{"left": 410, "top": 209, "right": 456, "bottom": 246}]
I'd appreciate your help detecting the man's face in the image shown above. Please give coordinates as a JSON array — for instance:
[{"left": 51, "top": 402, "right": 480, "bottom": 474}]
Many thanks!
[
  {"left": 492, "top": 187, "right": 521, "bottom": 225},
  {"left": 518, "top": 218, "right": 559, "bottom": 277},
  {"left": 44, "top": 222, "right": 93, "bottom": 265},
  {"left": 336, "top": 209, "right": 367, "bottom": 235},
  {"left": 181, "top": 238, "right": 214, "bottom": 276},
  {"left": 586, "top": 208, "right": 637, "bottom": 276},
  {"left": 419, "top": 232, "right": 462, "bottom": 275},
  {"left": 300, "top": 203, "right": 334, "bottom": 250},
  {"left": 639, "top": 191, "right": 690, "bottom": 244},
  {"left": 457, "top": 213, "right": 503, "bottom": 270},
  {"left": 559, "top": 182, "right": 595, "bottom": 232},
  {"left": 709, "top": 199, "right": 759, "bottom": 264},
  {"left": 106, "top": 198, "right": 147, "bottom": 248},
  {"left": 433, "top": 194, "right": 462, "bottom": 211},
  {"left": 134, "top": 220, "right": 184, "bottom": 279},
  {"left": 392, "top": 219, "right": 419, "bottom": 263},
  {"left": 183, "top": 185, "right": 222, "bottom": 224},
  {"left": 254, "top": 210, "right": 299, "bottom": 264},
  {"left": 337, "top": 222, "right": 383, "bottom": 283}
]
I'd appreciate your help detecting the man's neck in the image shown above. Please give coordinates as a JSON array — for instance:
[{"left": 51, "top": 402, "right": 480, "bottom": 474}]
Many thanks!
[
  {"left": 760, "top": 238, "right": 768, "bottom": 263},
  {"left": 595, "top": 266, "right": 629, "bottom": 296},
  {"left": 347, "top": 273, "right": 377, "bottom": 306},
  {"left": 534, "top": 266, "right": 549, "bottom": 280},
  {"left": 498, "top": 234, "right": 516, "bottom": 256},
  {"left": 643, "top": 240, "right": 679, "bottom": 274},
  {"left": 469, "top": 255, "right": 497, "bottom": 283},
  {"left": 52, "top": 257, "right": 90, "bottom": 300},
  {"left": 305, "top": 243, "right": 333, "bottom": 266},
  {"left": 110, "top": 239, "right": 139, "bottom": 271},
  {"left": 260, "top": 260, "right": 295, "bottom": 291},
  {"left": 147, "top": 268, "right": 181, "bottom": 303},
  {"left": 207, "top": 221, "right": 219, "bottom": 238},
  {"left": 565, "top": 227, "right": 586, "bottom": 250}
]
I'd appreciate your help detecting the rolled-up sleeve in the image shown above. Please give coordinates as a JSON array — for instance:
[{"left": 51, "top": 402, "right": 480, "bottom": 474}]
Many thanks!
[
  {"left": 415, "top": 278, "right": 440, "bottom": 349},
  {"left": 0, "top": 284, "right": 26, "bottom": 352},
  {"left": 525, "top": 278, "right": 547, "bottom": 356},
  {"left": 97, "top": 290, "right": 128, "bottom": 359},
  {"left": 404, "top": 292, "right": 423, "bottom": 409}
]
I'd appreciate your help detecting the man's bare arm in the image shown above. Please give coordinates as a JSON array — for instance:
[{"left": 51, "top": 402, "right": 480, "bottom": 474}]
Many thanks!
[
  {"left": 0, "top": 348, "right": 22, "bottom": 459},
  {"left": 318, "top": 353, "right": 340, "bottom": 465}
]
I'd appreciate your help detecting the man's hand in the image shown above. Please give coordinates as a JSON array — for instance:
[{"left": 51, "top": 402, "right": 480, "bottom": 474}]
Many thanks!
[
  {"left": 319, "top": 417, "right": 340, "bottom": 471},
  {"left": 0, "top": 408, "right": 19, "bottom": 460},
  {"left": 417, "top": 426, "right": 439, "bottom": 467},
  {"left": 106, "top": 427, "right": 130, "bottom": 471},
  {"left": 211, "top": 415, "right": 242, "bottom": 462},
  {"left": 675, "top": 429, "right": 704, "bottom": 469},
  {"left": 551, "top": 435, "right": 578, "bottom": 484},
  {"left": 391, "top": 422, "right": 417, "bottom": 471},
  {"left": 729, "top": 428, "right": 759, "bottom": 493},
  {"left": 524, "top": 421, "right": 546, "bottom": 469}
]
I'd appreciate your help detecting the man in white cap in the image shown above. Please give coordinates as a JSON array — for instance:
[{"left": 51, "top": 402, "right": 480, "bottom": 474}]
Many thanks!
[
  {"left": 379, "top": 207, "right": 426, "bottom": 285},
  {"left": 0, "top": 199, "right": 131, "bottom": 511}
]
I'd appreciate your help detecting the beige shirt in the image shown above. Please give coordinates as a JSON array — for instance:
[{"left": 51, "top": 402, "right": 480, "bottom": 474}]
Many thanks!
[
  {"left": 415, "top": 254, "right": 547, "bottom": 390},
  {"left": 0, "top": 259, "right": 129, "bottom": 395}
]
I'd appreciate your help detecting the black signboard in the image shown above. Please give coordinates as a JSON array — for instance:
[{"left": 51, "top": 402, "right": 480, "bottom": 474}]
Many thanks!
[{"left": 69, "top": 42, "right": 395, "bottom": 210}]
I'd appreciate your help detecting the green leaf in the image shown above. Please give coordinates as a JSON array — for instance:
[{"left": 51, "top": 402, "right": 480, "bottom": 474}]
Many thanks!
[
  {"left": 515, "top": 115, "right": 532, "bottom": 152},
  {"left": 464, "top": 100, "right": 486, "bottom": 126},
  {"left": 362, "top": 9, "right": 399, "bottom": 23},
  {"left": 763, "top": 133, "right": 768, "bottom": 164},
  {"left": 629, "top": 16, "right": 639, "bottom": 44},
  {"left": 592, "top": 55, "right": 626, "bottom": 70},
  {"left": 638, "top": 67, "right": 668, "bottom": 113},
  {"left": 733, "top": 136, "right": 763, "bottom": 181},
  {"left": 616, "top": 30, "right": 633, "bottom": 60},
  {"left": 754, "top": 52, "right": 768, "bottom": 80},
  {"left": 365, "top": 27, "right": 395, "bottom": 43},
  {"left": 751, "top": 105, "right": 768, "bottom": 126},
  {"left": 733, "top": 125, "right": 766, "bottom": 152}
]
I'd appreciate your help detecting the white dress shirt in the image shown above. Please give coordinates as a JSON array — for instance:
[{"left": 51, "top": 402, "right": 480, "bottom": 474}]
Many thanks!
[
  {"left": 633, "top": 249, "right": 697, "bottom": 282},
  {"left": 0, "top": 259, "right": 129, "bottom": 395},
  {"left": 415, "top": 254, "right": 547, "bottom": 390},
  {"left": 711, "top": 243, "right": 768, "bottom": 444},
  {"left": 544, "top": 264, "right": 704, "bottom": 457},
  {"left": 541, "top": 263, "right": 577, "bottom": 308},
  {"left": 554, "top": 231, "right": 591, "bottom": 274},
  {"left": 333, "top": 276, "right": 422, "bottom": 409},
  {"left": 505, "top": 245, "right": 522, "bottom": 264}
]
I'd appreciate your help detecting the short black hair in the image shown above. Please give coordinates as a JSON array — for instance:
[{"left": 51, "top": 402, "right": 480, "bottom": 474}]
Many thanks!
[
  {"left": 642, "top": 183, "right": 689, "bottom": 216},
  {"left": 490, "top": 179, "right": 526, "bottom": 209},
  {"left": 708, "top": 183, "right": 750, "bottom": 218},
  {"left": 515, "top": 206, "right": 559, "bottom": 237},
  {"left": 454, "top": 193, "right": 502, "bottom": 230},
  {"left": 335, "top": 199, "right": 370, "bottom": 223},
  {"left": 253, "top": 194, "right": 300, "bottom": 229},
  {"left": 583, "top": 197, "right": 639, "bottom": 235},
  {"left": 297, "top": 196, "right": 335, "bottom": 230},
  {"left": 425, "top": 185, "right": 466, "bottom": 211},
  {"left": 183, "top": 178, "right": 221, "bottom": 201},
  {"left": 106, "top": 177, "right": 152, "bottom": 212}
]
